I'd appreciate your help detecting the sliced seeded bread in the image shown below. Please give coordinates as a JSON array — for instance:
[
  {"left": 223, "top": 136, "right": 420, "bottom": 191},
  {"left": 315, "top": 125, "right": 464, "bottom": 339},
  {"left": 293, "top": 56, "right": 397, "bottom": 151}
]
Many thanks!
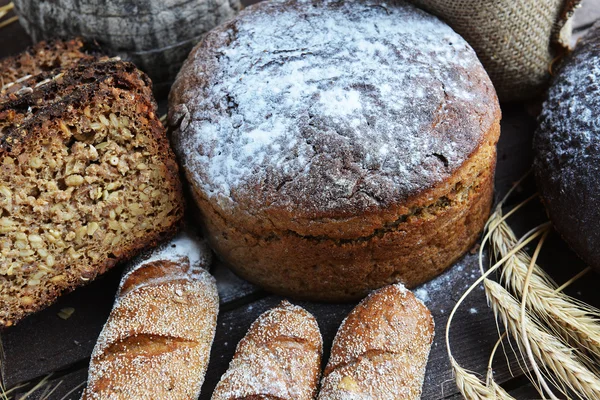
[
  {"left": 0, "top": 38, "right": 101, "bottom": 86},
  {"left": 0, "top": 42, "right": 184, "bottom": 327}
]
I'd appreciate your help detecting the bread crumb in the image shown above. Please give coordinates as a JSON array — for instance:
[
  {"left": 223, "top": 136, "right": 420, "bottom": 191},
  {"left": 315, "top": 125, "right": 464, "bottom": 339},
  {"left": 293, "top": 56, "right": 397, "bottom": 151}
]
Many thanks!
[
  {"left": 415, "top": 288, "right": 430, "bottom": 303},
  {"left": 58, "top": 307, "right": 75, "bottom": 320}
]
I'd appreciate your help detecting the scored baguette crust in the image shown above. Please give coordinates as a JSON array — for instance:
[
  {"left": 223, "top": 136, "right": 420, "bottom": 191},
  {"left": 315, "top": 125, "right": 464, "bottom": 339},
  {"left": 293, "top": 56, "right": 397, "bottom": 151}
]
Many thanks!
[
  {"left": 82, "top": 231, "right": 218, "bottom": 400},
  {"left": 212, "top": 301, "right": 323, "bottom": 400},
  {"left": 318, "top": 284, "right": 434, "bottom": 400}
]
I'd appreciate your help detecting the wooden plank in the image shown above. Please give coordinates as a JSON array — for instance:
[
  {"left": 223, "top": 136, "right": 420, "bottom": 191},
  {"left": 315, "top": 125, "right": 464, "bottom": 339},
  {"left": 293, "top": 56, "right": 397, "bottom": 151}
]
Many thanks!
[
  {"left": 6, "top": 207, "right": 600, "bottom": 399},
  {"left": 9, "top": 368, "right": 88, "bottom": 400},
  {"left": 212, "top": 260, "right": 262, "bottom": 308},
  {"left": 1, "top": 267, "right": 121, "bottom": 388},
  {"left": 198, "top": 251, "right": 526, "bottom": 400},
  {"left": 5, "top": 252, "right": 525, "bottom": 400}
]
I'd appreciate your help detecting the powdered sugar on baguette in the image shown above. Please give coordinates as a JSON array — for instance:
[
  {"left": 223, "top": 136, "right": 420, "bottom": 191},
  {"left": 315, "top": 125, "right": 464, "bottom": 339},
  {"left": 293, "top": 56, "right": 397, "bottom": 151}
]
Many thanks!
[
  {"left": 128, "top": 229, "right": 212, "bottom": 274},
  {"left": 318, "top": 284, "right": 434, "bottom": 399},
  {"left": 82, "top": 231, "right": 219, "bottom": 400},
  {"left": 212, "top": 301, "right": 323, "bottom": 400}
]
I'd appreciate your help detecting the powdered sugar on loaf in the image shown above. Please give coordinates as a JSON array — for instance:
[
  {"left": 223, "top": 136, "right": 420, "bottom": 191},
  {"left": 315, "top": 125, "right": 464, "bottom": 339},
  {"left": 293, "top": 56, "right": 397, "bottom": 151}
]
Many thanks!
[{"left": 170, "top": 0, "right": 498, "bottom": 215}]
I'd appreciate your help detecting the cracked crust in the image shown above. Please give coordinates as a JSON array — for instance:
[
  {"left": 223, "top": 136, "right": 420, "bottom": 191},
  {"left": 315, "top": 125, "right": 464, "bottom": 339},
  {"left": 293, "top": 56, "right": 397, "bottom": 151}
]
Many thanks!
[
  {"left": 0, "top": 38, "right": 102, "bottom": 87},
  {"left": 212, "top": 301, "right": 322, "bottom": 400},
  {"left": 170, "top": 0, "right": 500, "bottom": 300},
  {"left": 318, "top": 284, "right": 434, "bottom": 399}
]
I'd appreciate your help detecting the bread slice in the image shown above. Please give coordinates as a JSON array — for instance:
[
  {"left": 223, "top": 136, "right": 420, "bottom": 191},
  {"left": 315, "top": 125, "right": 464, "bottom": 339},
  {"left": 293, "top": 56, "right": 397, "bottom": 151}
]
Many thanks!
[
  {"left": 0, "top": 48, "right": 184, "bottom": 327},
  {"left": 0, "top": 38, "right": 100, "bottom": 86}
]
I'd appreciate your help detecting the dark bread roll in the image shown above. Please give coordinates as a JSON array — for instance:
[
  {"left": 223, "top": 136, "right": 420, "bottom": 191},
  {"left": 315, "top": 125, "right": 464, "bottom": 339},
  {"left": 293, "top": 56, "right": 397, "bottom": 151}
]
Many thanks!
[
  {"left": 534, "top": 22, "right": 600, "bottom": 272},
  {"left": 170, "top": 0, "right": 500, "bottom": 301},
  {"left": 0, "top": 43, "right": 184, "bottom": 327},
  {"left": 318, "top": 284, "right": 434, "bottom": 399}
]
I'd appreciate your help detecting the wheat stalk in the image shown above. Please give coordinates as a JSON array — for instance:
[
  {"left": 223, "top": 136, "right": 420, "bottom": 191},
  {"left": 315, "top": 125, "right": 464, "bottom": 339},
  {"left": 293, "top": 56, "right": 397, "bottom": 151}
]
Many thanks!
[
  {"left": 451, "top": 357, "right": 515, "bottom": 400},
  {"left": 488, "top": 207, "right": 600, "bottom": 361},
  {"left": 0, "top": 3, "right": 14, "bottom": 13},
  {"left": 56, "top": 380, "right": 86, "bottom": 400},
  {"left": 0, "top": 374, "right": 56, "bottom": 400},
  {"left": 485, "top": 279, "right": 600, "bottom": 399},
  {"left": 452, "top": 172, "right": 600, "bottom": 399},
  {"left": 0, "top": 3, "right": 16, "bottom": 29},
  {"left": 0, "top": 15, "right": 17, "bottom": 29},
  {"left": 446, "top": 223, "right": 546, "bottom": 398}
]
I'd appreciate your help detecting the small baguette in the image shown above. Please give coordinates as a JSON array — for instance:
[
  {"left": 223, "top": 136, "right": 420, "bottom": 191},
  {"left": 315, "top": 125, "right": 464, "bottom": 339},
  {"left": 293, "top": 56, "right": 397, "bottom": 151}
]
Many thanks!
[
  {"left": 212, "top": 301, "right": 323, "bottom": 400},
  {"left": 318, "top": 284, "right": 434, "bottom": 400},
  {"left": 81, "top": 230, "right": 218, "bottom": 400}
]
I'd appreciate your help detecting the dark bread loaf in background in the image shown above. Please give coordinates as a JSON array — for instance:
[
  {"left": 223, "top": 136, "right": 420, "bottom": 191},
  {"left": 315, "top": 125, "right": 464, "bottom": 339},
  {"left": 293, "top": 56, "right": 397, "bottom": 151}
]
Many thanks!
[
  {"left": 318, "top": 284, "right": 434, "bottom": 399},
  {"left": 212, "top": 301, "right": 323, "bottom": 400},
  {"left": 82, "top": 230, "right": 218, "bottom": 399},
  {"left": 0, "top": 41, "right": 184, "bottom": 327},
  {"left": 534, "top": 21, "right": 600, "bottom": 273},
  {"left": 12, "top": 0, "right": 242, "bottom": 94}
]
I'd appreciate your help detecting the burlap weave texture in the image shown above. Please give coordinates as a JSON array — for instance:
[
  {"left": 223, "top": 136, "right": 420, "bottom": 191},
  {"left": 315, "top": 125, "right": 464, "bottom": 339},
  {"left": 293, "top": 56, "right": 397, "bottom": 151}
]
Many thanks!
[{"left": 407, "top": 0, "right": 581, "bottom": 102}]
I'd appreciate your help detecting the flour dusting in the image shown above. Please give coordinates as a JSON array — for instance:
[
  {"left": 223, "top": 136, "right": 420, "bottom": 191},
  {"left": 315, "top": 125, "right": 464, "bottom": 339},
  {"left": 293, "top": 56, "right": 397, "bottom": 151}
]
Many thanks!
[{"left": 170, "top": 0, "right": 498, "bottom": 214}]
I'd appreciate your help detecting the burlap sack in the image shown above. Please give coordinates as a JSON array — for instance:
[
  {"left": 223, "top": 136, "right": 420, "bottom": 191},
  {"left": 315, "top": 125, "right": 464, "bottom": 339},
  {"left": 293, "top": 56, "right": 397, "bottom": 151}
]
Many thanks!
[{"left": 407, "top": 0, "right": 581, "bottom": 102}]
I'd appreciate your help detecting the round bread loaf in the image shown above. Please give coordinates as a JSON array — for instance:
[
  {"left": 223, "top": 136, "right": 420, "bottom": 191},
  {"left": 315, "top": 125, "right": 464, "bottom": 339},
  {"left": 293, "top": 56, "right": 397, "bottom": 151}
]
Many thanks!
[
  {"left": 534, "top": 22, "right": 600, "bottom": 272},
  {"left": 169, "top": 0, "right": 501, "bottom": 301},
  {"left": 13, "top": 0, "right": 242, "bottom": 93}
]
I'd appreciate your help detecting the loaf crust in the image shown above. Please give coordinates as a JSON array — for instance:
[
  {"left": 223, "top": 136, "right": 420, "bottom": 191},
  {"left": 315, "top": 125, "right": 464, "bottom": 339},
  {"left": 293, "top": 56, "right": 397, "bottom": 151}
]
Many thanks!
[
  {"left": 13, "top": 0, "right": 242, "bottom": 92},
  {"left": 81, "top": 231, "right": 218, "bottom": 400},
  {"left": 0, "top": 38, "right": 101, "bottom": 86},
  {"left": 212, "top": 301, "right": 323, "bottom": 400},
  {"left": 0, "top": 44, "right": 184, "bottom": 327},
  {"left": 169, "top": 0, "right": 500, "bottom": 300},
  {"left": 318, "top": 284, "right": 434, "bottom": 399},
  {"left": 534, "top": 22, "right": 600, "bottom": 272}
]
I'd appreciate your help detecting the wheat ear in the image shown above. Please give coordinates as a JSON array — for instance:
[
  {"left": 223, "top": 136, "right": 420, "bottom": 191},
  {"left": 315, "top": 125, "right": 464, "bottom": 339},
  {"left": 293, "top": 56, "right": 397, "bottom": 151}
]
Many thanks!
[
  {"left": 488, "top": 208, "right": 600, "bottom": 360},
  {"left": 446, "top": 225, "right": 545, "bottom": 399},
  {"left": 451, "top": 358, "right": 515, "bottom": 400},
  {"left": 485, "top": 280, "right": 600, "bottom": 400}
]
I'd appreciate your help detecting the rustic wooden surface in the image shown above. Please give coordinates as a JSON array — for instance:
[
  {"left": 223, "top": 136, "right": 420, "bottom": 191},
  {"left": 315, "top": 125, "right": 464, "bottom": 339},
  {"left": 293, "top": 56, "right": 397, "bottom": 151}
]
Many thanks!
[{"left": 1, "top": 1, "right": 600, "bottom": 399}]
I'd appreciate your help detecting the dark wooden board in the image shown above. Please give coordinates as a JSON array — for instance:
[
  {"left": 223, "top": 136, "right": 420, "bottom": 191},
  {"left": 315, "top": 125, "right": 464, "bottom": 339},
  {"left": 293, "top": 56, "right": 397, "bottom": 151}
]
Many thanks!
[{"left": 2, "top": 0, "right": 600, "bottom": 399}]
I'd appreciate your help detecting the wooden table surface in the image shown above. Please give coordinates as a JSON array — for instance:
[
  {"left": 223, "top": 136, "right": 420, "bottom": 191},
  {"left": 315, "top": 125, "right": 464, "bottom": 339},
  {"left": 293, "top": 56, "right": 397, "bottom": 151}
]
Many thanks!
[{"left": 1, "top": 1, "right": 600, "bottom": 399}]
